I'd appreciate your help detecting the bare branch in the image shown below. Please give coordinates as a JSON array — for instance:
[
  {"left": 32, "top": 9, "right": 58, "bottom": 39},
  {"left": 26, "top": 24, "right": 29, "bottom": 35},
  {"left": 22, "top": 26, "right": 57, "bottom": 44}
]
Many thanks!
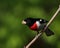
[
  {"left": 25, "top": 32, "right": 42, "bottom": 48},
  {"left": 24, "top": 5, "right": 60, "bottom": 48},
  {"left": 44, "top": 5, "right": 60, "bottom": 31}
]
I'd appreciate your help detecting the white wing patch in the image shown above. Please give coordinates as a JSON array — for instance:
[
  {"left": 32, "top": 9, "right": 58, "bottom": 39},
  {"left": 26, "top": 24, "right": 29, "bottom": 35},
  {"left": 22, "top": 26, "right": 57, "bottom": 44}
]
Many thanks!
[
  {"left": 40, "top": 19, "right": 42, "bottom": 21},
  {"left": 36, "top": 21, "right": 41, "bottom": 28}
]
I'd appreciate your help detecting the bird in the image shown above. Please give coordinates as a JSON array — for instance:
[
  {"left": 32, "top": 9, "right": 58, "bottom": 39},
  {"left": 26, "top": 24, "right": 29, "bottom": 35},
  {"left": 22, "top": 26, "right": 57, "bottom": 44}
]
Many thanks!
[{"left": 22, "top": 17, "right": 54, "bottom": 36}]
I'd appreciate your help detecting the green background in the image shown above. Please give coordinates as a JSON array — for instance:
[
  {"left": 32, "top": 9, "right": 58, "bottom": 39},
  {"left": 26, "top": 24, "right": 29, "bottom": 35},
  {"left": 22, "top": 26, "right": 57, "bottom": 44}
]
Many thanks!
[{"left": 0, "top": 0, "right": 60, "bottom": 48}]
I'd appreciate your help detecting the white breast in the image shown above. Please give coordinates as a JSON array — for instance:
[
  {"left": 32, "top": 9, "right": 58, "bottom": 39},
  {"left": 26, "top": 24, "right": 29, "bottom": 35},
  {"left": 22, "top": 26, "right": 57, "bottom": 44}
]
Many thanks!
[{"left": 36, "top": 21, "right": 41, "bottom": 28}]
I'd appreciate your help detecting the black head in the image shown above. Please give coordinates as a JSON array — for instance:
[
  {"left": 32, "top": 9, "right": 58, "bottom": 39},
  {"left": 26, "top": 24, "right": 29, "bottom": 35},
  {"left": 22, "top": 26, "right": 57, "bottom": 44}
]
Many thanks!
[{"left": 22, "top": 18, "right": 36, "bottom": 27}]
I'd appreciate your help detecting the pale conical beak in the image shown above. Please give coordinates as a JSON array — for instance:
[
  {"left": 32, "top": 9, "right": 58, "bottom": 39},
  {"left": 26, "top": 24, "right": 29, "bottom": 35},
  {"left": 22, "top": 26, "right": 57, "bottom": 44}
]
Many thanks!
[{"left": 22, "top": 20, "right": 26, "bottom": 24}]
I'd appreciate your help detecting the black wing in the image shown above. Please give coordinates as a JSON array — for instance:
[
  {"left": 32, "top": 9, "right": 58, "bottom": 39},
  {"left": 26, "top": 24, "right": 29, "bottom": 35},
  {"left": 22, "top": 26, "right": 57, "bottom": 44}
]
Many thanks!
[
  {"left": 33, "top": 18, "right": 48, "bottom": 23},
  {"left": 40, "top": 18, "right": 48, "bottom": 23}
]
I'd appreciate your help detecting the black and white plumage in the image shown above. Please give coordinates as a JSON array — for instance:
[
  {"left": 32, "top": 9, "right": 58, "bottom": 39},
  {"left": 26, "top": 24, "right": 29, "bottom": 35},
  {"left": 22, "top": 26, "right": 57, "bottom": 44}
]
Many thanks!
[{"left": 22, "top": 18, "right": 54, "bottom": 36}]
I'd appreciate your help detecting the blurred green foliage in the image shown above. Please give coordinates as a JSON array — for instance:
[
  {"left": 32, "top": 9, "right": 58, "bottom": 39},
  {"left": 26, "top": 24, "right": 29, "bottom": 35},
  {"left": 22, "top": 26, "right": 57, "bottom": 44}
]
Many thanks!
[{"left": 0, "top": 0, "right": 60, "bottom": 48}]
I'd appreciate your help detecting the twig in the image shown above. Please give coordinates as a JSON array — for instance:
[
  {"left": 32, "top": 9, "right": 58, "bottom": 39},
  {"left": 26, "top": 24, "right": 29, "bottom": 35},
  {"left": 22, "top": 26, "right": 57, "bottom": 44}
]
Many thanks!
[
  {"left": 25, "top": 32, "right": 42, "bottom": 48},
  {"left": 25, "top": 5, "right": 60, "bottom": 48},
  {"left": 44, "top": 5, "right": 60, "bottom": 31}
]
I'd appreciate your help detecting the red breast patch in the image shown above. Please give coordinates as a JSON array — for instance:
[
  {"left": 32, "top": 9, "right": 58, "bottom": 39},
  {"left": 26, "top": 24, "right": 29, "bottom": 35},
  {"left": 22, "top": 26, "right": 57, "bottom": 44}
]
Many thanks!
[{"left": 30, "top": 22, "right": 37, "bottom": 30}]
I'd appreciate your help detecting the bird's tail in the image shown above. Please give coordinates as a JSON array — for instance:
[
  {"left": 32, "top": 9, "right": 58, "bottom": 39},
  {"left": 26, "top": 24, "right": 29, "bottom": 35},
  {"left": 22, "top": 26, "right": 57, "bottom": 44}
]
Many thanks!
[{"left": 45, "top": 28, "right": 54, "bottom": 36}]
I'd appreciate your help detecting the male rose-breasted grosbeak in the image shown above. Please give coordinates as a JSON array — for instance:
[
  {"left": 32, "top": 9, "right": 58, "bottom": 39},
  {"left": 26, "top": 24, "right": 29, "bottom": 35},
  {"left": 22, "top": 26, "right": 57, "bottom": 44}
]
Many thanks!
[{"left": 22, "top": 18, "right": 54, "bottom": 36}]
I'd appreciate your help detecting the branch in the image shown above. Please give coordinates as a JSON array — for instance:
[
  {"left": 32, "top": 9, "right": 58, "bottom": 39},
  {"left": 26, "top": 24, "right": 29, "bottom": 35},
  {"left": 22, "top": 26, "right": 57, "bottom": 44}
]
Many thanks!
[
  {"left": 44, "top": 5, "right": 60, "bottom": 31},
  {"left": 24, "top": 5, "right": 60, "bottom": 48},
  {"left": 24, "top": 32, "right": 42, "bottom": 48}
]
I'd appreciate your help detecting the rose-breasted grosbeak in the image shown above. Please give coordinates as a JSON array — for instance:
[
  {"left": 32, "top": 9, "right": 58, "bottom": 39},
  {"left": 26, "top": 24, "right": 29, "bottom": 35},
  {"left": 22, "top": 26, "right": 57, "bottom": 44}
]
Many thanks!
[{"left": 22, "top": 18, "right": 54, "bottom": 36}]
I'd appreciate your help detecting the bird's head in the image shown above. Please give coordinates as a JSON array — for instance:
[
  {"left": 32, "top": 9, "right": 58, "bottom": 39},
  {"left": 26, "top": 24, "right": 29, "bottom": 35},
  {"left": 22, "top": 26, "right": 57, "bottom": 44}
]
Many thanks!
[{"left": 22, "top": 18, "right": 36, "bottom": 26}]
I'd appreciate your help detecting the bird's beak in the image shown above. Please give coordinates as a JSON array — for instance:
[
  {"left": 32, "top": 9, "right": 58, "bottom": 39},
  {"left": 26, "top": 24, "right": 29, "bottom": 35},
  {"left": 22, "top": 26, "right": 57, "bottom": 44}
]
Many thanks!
[{"left": 22, "top": 20, "right": 26, "bottom": 24}]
